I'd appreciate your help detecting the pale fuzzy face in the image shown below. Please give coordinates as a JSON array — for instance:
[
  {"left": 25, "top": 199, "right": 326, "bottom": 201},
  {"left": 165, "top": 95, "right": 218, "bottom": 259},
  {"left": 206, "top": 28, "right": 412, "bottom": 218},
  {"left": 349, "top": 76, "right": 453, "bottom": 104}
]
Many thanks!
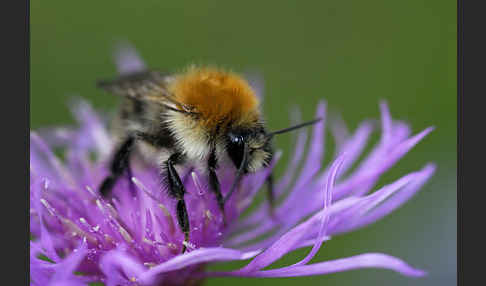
[
  {"left": 246, "top": 148, "right": 272, "bottom": 173},
  {"left": 245, "top": 135, "right": 273, "bottom": 173}
]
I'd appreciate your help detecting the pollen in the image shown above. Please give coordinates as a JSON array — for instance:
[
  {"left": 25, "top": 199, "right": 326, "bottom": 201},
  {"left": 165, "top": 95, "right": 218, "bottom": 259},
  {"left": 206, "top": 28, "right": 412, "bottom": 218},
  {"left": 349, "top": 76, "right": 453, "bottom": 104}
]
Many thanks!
[
  {"left": 204, "top": 209, "right": 213, "bottom": 221},
  {"left": 169, "top": 66, "right": 260, "bottom": 127},
  {"left": 118, "top": 226, "right": 134, "bottom": 243}
]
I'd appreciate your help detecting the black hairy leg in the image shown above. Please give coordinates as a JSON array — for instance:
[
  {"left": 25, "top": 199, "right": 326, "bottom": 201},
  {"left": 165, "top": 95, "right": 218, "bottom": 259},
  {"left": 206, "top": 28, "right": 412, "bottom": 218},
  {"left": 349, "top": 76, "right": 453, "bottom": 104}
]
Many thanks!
[
  {"left": 208, "top": 149, "right": 226, "bottom": 225},
  {"left": 164, "top": 153, "right": 190, "bottom": 253},
  {"left": 99, "top": 136, "right": 135, "bottom": 197},
  {"left": 266, "top": 172, "right": 277, "bottom": 218},
  {"left": 265, "top": 173, "right": 275, "bottom": 212},
  {"left": 126, "top": 160, "right": 136, "bottom": 196}
]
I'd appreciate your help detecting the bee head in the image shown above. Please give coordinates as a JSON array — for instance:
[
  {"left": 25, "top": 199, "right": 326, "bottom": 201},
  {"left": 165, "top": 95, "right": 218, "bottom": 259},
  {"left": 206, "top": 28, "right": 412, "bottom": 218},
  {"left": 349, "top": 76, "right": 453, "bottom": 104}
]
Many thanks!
[
  {"left": 226, "top": 117, "right": 323, "bottom": 174},
  {"left": 226, "top": 126, "right": 273, "bottom": 174}
]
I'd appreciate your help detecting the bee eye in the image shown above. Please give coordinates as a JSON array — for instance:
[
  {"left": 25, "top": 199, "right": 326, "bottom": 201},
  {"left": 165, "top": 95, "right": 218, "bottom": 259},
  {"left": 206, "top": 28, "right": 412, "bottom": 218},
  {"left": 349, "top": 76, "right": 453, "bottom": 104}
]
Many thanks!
[
  {"left": 227, "top": 132, "right": 246, "bottom": 170},
  {"left": 229, "top": 133, "right": 244, "bottom": 145}
]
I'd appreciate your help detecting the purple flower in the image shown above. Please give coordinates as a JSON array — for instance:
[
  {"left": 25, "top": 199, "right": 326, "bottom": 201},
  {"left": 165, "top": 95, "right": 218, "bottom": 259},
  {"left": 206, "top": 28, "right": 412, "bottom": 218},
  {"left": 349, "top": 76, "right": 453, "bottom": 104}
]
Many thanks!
[{"left": 30, "top": 45, "right": 436, "bottom": 286}]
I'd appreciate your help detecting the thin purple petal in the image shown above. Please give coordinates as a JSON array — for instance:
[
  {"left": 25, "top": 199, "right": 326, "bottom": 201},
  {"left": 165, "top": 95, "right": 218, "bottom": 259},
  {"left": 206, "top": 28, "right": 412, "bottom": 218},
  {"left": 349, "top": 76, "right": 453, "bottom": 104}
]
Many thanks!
[
  {"left": 138, "top": 247, "right": 260, "bottom": 284},
  {"left": 49, "top": 238, "right": 89, "bottom": 286},
  {"left": 213, "top": 253, "right": 426, "bottom": 278},
  {"left": 352, "top": 164, "right": 436, "bottom": 230},
  {"left": 290, "top": 155, "right": 343, "bottom": 266},
  {"left": 99, "top": 247, "right": 146, "bottom": 286},
  {"left": 113, "top": 41, "right": 147, "bottom": 75}
]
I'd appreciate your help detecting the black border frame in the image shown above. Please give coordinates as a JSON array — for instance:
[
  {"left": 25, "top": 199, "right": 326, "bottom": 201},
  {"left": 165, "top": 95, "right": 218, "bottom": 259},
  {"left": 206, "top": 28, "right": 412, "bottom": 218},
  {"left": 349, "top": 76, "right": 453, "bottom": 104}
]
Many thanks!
[
  {"left": 2, "top": 0, "right": 29, "bottom": 284},
  {"left": 459, "top": 0, "right": 486, "bottom": 285}
]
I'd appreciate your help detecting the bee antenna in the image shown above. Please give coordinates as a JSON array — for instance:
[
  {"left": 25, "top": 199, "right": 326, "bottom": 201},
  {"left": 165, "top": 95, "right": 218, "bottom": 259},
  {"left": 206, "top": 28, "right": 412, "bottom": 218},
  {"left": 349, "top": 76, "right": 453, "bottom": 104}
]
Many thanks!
[{"left": 266, "top": 118, "right": 322, "bottom": 139}]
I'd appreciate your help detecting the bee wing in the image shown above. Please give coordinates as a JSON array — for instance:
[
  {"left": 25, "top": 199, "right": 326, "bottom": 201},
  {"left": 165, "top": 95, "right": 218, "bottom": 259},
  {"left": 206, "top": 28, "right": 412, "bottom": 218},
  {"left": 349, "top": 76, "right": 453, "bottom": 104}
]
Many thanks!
[
  {"left": 97, "top": 70, "right": 195, "bottom": 114},
  {"left": 97, "top": 70, "right": 170, "bottom": 99}
]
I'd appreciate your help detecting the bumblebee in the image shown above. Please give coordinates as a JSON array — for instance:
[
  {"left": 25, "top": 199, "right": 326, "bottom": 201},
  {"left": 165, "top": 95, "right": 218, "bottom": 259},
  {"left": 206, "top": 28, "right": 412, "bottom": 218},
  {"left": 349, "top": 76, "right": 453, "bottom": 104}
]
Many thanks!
[{"left": 97, "top": 66, "right": 320, "bottom": 252}]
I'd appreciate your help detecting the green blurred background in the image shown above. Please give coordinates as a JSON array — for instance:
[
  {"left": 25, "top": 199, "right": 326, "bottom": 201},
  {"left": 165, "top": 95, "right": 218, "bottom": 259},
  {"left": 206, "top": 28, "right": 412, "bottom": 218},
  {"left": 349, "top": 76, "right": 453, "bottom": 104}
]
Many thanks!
[{"left": 31, "top": 1, "right": 456, "bottom": 285}]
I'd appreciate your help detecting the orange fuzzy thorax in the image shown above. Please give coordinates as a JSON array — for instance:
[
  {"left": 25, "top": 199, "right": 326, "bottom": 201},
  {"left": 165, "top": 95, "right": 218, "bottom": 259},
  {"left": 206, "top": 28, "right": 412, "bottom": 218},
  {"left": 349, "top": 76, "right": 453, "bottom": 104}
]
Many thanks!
[{"left": 169, "top": 67, "right": 260, "bottom": 128}]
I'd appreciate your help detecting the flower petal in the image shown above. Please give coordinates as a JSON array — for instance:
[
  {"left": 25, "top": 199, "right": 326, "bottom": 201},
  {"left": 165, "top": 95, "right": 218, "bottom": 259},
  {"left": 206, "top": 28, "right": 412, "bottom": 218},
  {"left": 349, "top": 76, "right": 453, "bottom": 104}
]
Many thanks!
[
  {"left": 290, "top": 154, "right": 343, "bottom": 266},
  {"left": 351, "top": 163, "right": 436, "bottom": 230},
  {"left": 30, "top": 242, "right": 56, "bottom": 286},
  {"left": 330, "top": 112, "right": 350, "bottom": 149},
  {"left": 328, "top": 164, "right": 434, "bottom": 235},
  {"left": 138, "top": 247, "right": 261, "bottom": 285},
  {"left": 333, "top": 126, "right": 433, "bottom": 200},
  {"left": 212, "top": 253, "right": 425, "bottom": 278},
  {"left": 244, "top": 71, "right": 265, "bottom": 101},
  {"left": 48, "top": 238, "right": 88, "bottom": 286},
  {"left": 99, "top": 247, "right": 147, "bottom": 286},
  {"left": 32, "top": 179, "right": 61, "bottom": 263},
  {"left": 332, "top": 121, "right": 373, "bottom": 178},
  {"left": 292, "top": 101, "right": 326, "bottom": 191},
  {"left": 379, "top": 101, "right": 394, "bottom": 145},
  {"left": 30, "top": 133, "right": 73, "bottom": 185},
  {"left": 113, "top": 41, "right": 147, "bottom": 75},
  {"left": 68, "top": 98, "right": 113, "bottom": 160}
]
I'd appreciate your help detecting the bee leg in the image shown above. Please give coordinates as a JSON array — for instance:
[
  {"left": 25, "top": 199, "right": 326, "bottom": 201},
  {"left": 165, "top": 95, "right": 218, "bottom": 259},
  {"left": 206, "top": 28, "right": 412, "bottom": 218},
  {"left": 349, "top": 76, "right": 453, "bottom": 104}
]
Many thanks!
[
  {"left": 126, "top": 160, "right": 136, "bottom": 196},
  {"left": 208, "top": 149, "right": 226, "bottom": 226},
  {"left": 164, "top": 153, "right": 190, "bottom": 253},
  {"left": 209, "top": 169, "right": 226, "bottom": 226},
  {"left": 99, "top": 136, "right": 135, "bottom": 197},
  {"left": 266, "top": 173, "right": 277, "bottom": 220}
]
